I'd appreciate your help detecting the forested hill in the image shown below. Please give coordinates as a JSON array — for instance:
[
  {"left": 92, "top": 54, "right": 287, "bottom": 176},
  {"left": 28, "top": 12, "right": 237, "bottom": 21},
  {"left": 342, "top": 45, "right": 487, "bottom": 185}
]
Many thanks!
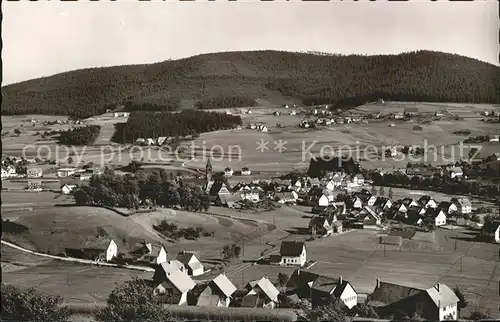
[{"left": 2, "top": 50, "right": 499, "bottom": 118}]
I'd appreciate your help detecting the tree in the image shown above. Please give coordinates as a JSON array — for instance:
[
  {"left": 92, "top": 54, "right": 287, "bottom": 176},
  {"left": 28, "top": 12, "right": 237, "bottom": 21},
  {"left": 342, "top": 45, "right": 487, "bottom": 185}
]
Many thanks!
[
  {"left": 277, "top": 273, "right": 289, "bottom": 293},
  {"left": 470, "top": 214, "right": 480, "bottom": 223},
  {"left": 453, "top": 286, "right": 467, "bottom": 314},
  {"left": 468, "top": 310, "right": 489, "bottom": 320},
  {"left": 353, "top": 303, "right": 379, "bottom": 318},
  {"left": 127, "top": 160, "right": 142, "bottom": 173},
  {"left": 13, "top": 128, "right": 21, "bottom": 135},
  {"left": 221, "top": 244, "right": 241, "bottom": 262},
  {"left": 304, "top": 296, "right": 350, "bottom": 322},
  {"left": 95, "top": 277, "right": 171, "bottom": 322},
  {"left": 379, "top": 186, "right": 385, "bottom": 197},
  {"left": 388, "top": 187, "right": 394, "bottom": 200},
  {"left": 1, "top": 284, "right": 70, "bottom": 321},
  {"left": 67, "top": 156, "right": 73, "bottom": 165}
]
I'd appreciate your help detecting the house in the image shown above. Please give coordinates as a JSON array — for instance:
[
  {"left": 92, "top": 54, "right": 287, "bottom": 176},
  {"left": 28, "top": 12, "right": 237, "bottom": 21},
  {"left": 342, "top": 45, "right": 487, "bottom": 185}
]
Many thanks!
[
  {"left": 332, "top": 201, "right": 347, "bottom": 215},
  {"left": 135, "top": 138, "right": 145, "bottom": 145},
  {"left": 290, "top": 178, "right": 304, "bottom": 191},
  {"left": 277, "top": 241, "right": 307, "bottom": 267},
  {"left": 241, "top": 166, "right": 251, "bottom": 176},
  {"left": 240, "top": 189, "right": 260, "bottom": 203},
  {"left": 26, "top": 168, "right": 43, "bottom": 178},
  {"left": 356, "top": 193, "right": 377, "bottom": 206},
  {"left": 286, "top": 269, "right": 357, "bottom": 309},
  {"left": 323, "top": 179, "right": 336, "bottom": 191},
  {"left": 308, "top": 177, "right": 321, "bottom": 187},
  {"left": 437, "top": 201, "right": 458, "bottom": 215},
  {"left": 489, "top": 135, "right": 499, "bottom": 142},
  {"left": 273, "top": 111, "right": 280, "bottom": 116},
  {"left": 353, "top": 174, "right": 365, "bottom": 186},
  {"left": 275, "top": 191, "right": 298, "bottom": 204},
  {"left": 153, "top": 261, "right": 188, "bottom": 284},
  {"left": 386, "top": 147, "right": 397, "bottom": 157},
  {"left": 153, "top": 270, "right": 196, "bottom": 305},
  {"left": 131, "top": 241, "right": 168, "bottom": 264},
  {"left": 57, "top": 168, "right": 77, "bottom": 177},
  {"left": 27, "top": 180, "right": 43, "bottom": 192},
  {"left": 367, "top": 280, "right": 459, "bottom": 321},
  {"left": 405, "top": 208, "right": 425, "bottom": 226},
  {"left": 219, "top": 193, "right": 240, "bottom": 208},
  {"left": 144, "top": 138, "right": 156, "bottom": 146},
  {"left": 241, "top": 277, "right": 279, "bottom": 309},
  {"left": 347, "top": 197, "right": 363, "bottom": 209},
  {"left": 260, "top": 126, "right": 269, "bottom": 132},
  {"left": 196, "top": 273, "right": 237, "bottom": 308},
  {"left": 157, "top": 136, "right": 168, "bottom": 145},
  {"left": 447, "top": 166, "right": 464, "bottom": 179},
  {"left": 61, "top": 184, "right": 76, "bottom": 195},
  {"left": 401, "top": 198, "right": 419, "bottom": 209},
  {"left": 394, "top": 112, "right": 404, "bottom": 119},
  {"left": 65, "top": 235, "right": 118, "bottom": 262},
  {"left": 426, "top": 209, "right": 447, "bottom": 227},
  {"left": 481, "top": 220, "right": 500, "bottom": 243},
  {"left": 391, "top": 201, "right": 408, "bottom": 213},
  {"left": 451, "top": 197, "right": 472, "bottom": 214},
  {"left": 418, "top": 196, "right": 437, "bottom": 209},
  {"left": 309, "top": 216, "right": 334, "bottom": 236},
  {"left": 223, "top": 167, "right": 233, "bottom": 177},
  {"left": 407, "top": 205, "right": 427, "bottom": 216},
  {"left": 176, "top": 252, "right": 204, "bottom": 276},
  {"left": 318, "top": 190, "right": 335, "bottom": 207},
  {"left": 362, "top": 206, "right": 382, "bottom": 228},
  {"left": 373, "top": 197, "right": 392, "bottom": 210},
  {"left": 290, "top": 110, "right": 297, "bottom": 116}
]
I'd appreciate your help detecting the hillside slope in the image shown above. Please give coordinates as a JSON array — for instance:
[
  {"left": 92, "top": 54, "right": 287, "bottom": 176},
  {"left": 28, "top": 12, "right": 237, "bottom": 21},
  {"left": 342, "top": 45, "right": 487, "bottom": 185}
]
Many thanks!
[{"left": 2, "top": 50, "right": 499, "bottom": 118}]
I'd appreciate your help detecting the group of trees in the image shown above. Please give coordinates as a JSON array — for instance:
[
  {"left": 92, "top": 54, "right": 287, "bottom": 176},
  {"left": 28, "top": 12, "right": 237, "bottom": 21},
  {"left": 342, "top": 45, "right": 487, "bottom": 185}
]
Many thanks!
[
  {"left": 306, "top": 156, "right": 361, "bottom": 178},
  {"left": 73, "top": 168, "right": 210, "bottom": 211},
  {"left": 57, "top": 125, "right": 101, "bottom": 146},
  {"left": 221, "top": 244, "right": 242, "bottom": 262},
  {"left": 368, "top": 171, "right": 500, "bottom": 198},
  {"left": 3, "top": 51, "right": 499, "bottom": 118},
  {"left": 111, "top": 110, "right": 242, "bottom": 143},
  {"left": 120, "top": 100, "right": 180, "bottom": 112},
  {"left": 195, "top": 96, "right": 256, "bottom": 109},
  {"left": 153, "top": 220, "right": 211, "bottom": 241}
]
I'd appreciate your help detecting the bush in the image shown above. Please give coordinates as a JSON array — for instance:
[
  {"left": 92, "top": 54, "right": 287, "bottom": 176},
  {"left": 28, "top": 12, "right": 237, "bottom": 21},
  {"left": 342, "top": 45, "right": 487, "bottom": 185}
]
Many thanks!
[
  {"left": 352, "top": 303, "right": 379, "bottom": 318},
  {"left": 413, "top": 125, "right": 423, "bottom": 131},
  {"left": 1, "top": 284, "right": 70, "bottom": 321},
  {"left": 468, "top": 310, "right": 489, "bottom": 320},
  {"left": 58, "top": 125, "right": 101, "bottom": 145}
]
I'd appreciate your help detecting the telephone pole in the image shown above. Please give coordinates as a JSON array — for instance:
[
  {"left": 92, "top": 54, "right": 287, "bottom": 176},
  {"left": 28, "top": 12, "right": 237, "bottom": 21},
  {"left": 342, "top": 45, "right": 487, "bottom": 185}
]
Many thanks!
[{"left": 460, "top": 252, "right": 463, "bottom": 273}]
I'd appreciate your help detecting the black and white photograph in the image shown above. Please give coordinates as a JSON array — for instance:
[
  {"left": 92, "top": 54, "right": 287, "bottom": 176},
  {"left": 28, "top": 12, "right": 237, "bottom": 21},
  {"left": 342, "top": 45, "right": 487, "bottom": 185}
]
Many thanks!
[{"left": 1, "top": 1, "right": 499, "bottom": 321}]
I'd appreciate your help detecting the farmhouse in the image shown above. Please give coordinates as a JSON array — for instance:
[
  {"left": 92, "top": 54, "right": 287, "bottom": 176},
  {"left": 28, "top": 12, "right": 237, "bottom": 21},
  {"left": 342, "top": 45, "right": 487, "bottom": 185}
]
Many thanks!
[
  {"left": 153, "top": 270, "right": 196, "bottom": 305},
  {"left": 347, "top": 197, "right": 363, "bottom": 209},
  {"left": 391, "top": 201, "right": 408, "bottom": 213},
  {"left": 153, "top": 261, "right": 188, "bottom": 284},
  {"left": 367, "top": 280, "right": 459, "bottom": 321},
  {"left": 418, "top": 195, "right": 437, "bottom": 209},
  {"left": 437, "top": 201, "right": 458, "bottom": 215},
  {"left": 240, "top": 189, "right": 260, "bottom": 203},
  {"left": 196, "top": 273, "right": 237, "bottom": 308},
  {"left": 489, "top": 135, "right": 499, "bottom": 142},
  {"left": 355, "top": 192, "right": 377, "bottom": 206},
  {"left": 176, "top": 251, "right": 204, "bottom": 276},
  {"left": 286, "top": 269, "right": 357, "bottom": 309},
  {"left": 61, "top": 184, "right": 76, "bottom": 195},
  {"left": 131, "top": 241, "right": 168, "bottom": 264},
  {"left": 309, "top": 215, "right": 335, "bottom": 236},
  {"left": 401, "top": 198, "right": 419, "bottom": 209},
  {"left": 426, "top": 209, "right": 447, "bottom": 227},
  {"left": 450, "top": 197, "right": 472, "bottom": 214},
  {"left": 373, "top": 197, "right": 392, "bottom": 210},
  {"left": 318, "top": 190, "right": 335, "bottom": 207},
  {"left": 241, "top": 166, "right": 251, "bottom": 176},
  {"left": 361, "top": 206, "right": 382, "bottom": 229},
  {"left": 275, "top": 191, "right": 298, "bottom": 204},
  {"left": 26, "top": 168, "right": 43, "bottom": 178},
  {"left": 57, "top": 168, "right": 77, "bottom": 177},
  {"left": 65, "top": 235, "right": 118, "bottom": 262},
  {"left": 241, "top": 277, "right": 279, "bottom": 309},
  {"left": 481, "top": 220, "right": 500, "bottom": 243},
  {"left": 276, "top": 241, "right": 307, "bottom": 267}
]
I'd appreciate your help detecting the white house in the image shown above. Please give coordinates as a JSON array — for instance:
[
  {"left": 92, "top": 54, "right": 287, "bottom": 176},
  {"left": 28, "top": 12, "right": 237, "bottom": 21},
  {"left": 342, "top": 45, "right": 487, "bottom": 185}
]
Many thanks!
[
  {"left": 135, "top": 138, "right": 145, "bottom": 145},
  {"left": 428, "top": 209, "right": 447, "bottom": 226},
  {"left": 318, "top": 190, "right": 335, "bottom": 207},
  {"left": 61, "top": 184, "right": 77, "bottom": 195},
  {"left": 27, "top": 168, "right": 43, "bottom": 178},
  {"left": 224, "top": 167, "right": 233, "bottom": 177},
  {"left": 240, "top": 189, "right": 260, "bottom": 203},
  {"left": 437, "top": 201, "right": 458, "bottom": 215},
  {"left": 241, "top": 167, "right": 251, "bottom": 176},
  {"left": 448, "top": 166, "right": 464, "bottom": 179},
  {"left": 311, "top": 275, "right": 358, "bottom": 309},
  {"left": 132, "top": 241, "right": 168, "bottom": 264},
  {"left": 57, "top": 168, "right": 77, "bottom": 177},
  {"left": 153, "top": 270, "right": 196, "bottom": 305},
  {"left": 418, "top": 196, "right": 438, "bottom": 209},
  {"left": 392, "top": 201, "right": 408, "bottom": 213},
  {"left": 176, "top": 252, "right": 204, "bottom": 276},
  {"left": 348, "top": 197, "right": 363, "bottom": 209},
  {"left": 260, "top": 126, "right": 269, "bottom": 132},
  {"left": 489, "top": 135, "right": 499, "bottom": 142},
  {"left": 277, "top": 241, "right": 307, "bottom": 267},
  {"left": 145, "top": 138, "right": 156, "bottom": 146},
  {"left": 275, "top": 191, "right": 298, "bottom": 204},
  {"left": 197, "top": 273, "right": 237, "bottom": 308},
  {"left": 451, "top": 197, "right": 472, "bottom": 214},
  {"left": 323, "top": 179, "right": 336, "bottom": 191},
  {"left": 290, "top": 110, "right": 297, "bottom": 116}
]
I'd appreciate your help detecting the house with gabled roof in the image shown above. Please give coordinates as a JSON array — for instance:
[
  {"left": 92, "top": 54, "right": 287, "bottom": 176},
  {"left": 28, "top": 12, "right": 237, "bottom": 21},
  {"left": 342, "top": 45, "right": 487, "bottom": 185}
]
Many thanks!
[
  {"left": 401, "top": 198, "right": 419, "bottom": 209},
  {"left": 276, "top": 241, "right": 307, "bottom": 267},
  {"left": 373, "top": 197, "right": 392, "bottom": 210},
  {"left": 361, "top": 206, "right": 382, "bottom": 228},
  {"left": 240, "top": 189, "right": 260, "bottom": 203},
  {"left": 355, "top": 192, "right": 377, "bottom": 206},
  {"left": 153, "top": 260, "right": 188, "bottom": 284},
  {"left": 176, "top": 251, "right": 204, "bottom": 276},
  {"left": 425, "top": 209, "right": 447, "bottom": 227},
  {"left": 437, "top": 201, "right": 458, "bottom": 215},
  {"left": 153, "top": 269, "right": 196, "bottom": 305},
  {"left": 346, "top": 196, "right": 363, "bottom": 209},
  {"left": 286, "top": 269, "right": 357, "bottom": 309},
  {"left": 223, "top": 167, "right": 233, "bottom": 177},
  {"left": 275, "top": 191, "right": 298, "bottom": 204},
  {"left": 450, "top": 197, "right": 472, "bottom": 214},
  {"left": 447, "top": 166, "right": 464, "bottom": 179},
  {"left": 131, "top": 241, "right": 168, "bottom": 264},
  {"left": 407, "top": 205, "right": 426, "bottom": 216},
  {"left": 318, "top": 189, "right": 335, "bottom": 207},
  {"left": 391, "top": 200, "right": 408, "bottom": 213},
  {"left": 481, "top": 220, "right": 500, "bottom": 243},
  {"left": 64, "top": 234, "right": 118, "bottom": 262},
  {"left": 366, "top": 280, "right": 459, "bottom": 321},
  {"left": 418, "top": 195, "right": 437, "bottom": 209},
  {"left": 309, "top": 215, "right": 337, "bottom": 237},
  {"left": 405, "top": 208, "right": 425, "bottom": 226},
  {"left": 241, "top": 166, "right": 251, "bottom": 176},
  {"left": 241, "top": 277, "right": 279, "bottom": 309},
  {"left": 196, "top": 273, "right": 237, "bottom": 307}
]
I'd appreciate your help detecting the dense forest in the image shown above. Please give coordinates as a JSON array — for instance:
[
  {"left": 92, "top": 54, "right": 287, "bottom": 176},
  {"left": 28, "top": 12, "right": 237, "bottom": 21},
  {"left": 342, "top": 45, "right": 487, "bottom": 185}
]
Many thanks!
[
  {"left": 57, "top": 125, "right": 101, "bottom": 146},
  {"left": 307, "top": 156, "right": 361, "bottom": 178},
  {"left": 195, "top": 96, "right": 257, "bottom": 109},
  {"left": 111, "top": 110, "right": 242, "bottom": 143},
  {"left": 2, "top": 50, "right": 499, "bottom": 118},
  {"left": 73, "top": 168, "right": 210, "bottom": 211}
]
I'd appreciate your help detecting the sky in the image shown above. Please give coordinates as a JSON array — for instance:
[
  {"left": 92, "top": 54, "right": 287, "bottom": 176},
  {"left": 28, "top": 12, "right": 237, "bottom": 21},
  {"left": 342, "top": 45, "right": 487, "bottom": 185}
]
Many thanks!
[{"left": 2, "top": 1, "right": 499, "bottom": 85}]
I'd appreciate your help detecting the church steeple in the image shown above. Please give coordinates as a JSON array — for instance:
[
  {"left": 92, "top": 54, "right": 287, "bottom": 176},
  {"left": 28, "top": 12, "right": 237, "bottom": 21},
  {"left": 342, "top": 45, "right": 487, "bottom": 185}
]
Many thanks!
[{"left": 205, "top": 157, "right": 212, "bottom": 182}]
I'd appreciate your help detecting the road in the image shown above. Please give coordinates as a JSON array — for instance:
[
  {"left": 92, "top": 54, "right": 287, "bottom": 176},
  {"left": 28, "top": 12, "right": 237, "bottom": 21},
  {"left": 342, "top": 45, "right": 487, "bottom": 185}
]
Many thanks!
[{"left": 1, "top": 240, "right": 154, "bottom": 272}]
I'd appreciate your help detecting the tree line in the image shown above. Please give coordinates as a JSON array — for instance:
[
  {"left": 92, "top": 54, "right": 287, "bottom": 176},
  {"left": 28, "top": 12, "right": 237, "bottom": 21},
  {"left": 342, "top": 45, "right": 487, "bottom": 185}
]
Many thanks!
[
  {"left": 3, "top": 50, "right": 499, "bottom": 118},
  {"left": 111, "top": 110, "right": 242, "bottom": 143},
  {"left": 195, "top": 96, "right": 256, "bottom": 109},
  {"left": 73, "top": 168, "right": 210, "bottom": 211},
  {"left": 57, "top": 125, "right": 101, "bottom": 146},
  {"left": 306, "top": 156, "right": 361, "bottom": 178},
  {"left": 120, "top": 100, "right": 180, "bottom": 112}
]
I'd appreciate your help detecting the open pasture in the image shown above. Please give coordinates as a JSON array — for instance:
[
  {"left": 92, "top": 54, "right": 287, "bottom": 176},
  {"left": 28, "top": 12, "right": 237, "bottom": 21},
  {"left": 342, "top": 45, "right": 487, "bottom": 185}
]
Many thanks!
[{"left": 2, "top": 190, "right": 74, "bottom": 207}]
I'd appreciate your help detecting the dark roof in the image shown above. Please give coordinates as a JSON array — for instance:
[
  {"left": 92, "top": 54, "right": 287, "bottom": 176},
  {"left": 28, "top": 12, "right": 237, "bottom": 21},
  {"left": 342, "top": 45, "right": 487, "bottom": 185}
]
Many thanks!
[
  {"left": 374, "top": 197, "right": 389, "bottom": 207},
  {"left": 176, "top": 252, "right": 199, "bottom": 265},
  {"left": 401, "top": 198, "right": 415, "bottom": 207},
  {"left": 286, "top": 269, "right": 319, "bottom": 290},
  {"left": 367, "top": 281, "right": 422, "bottom": 307},
  {"left": 418, "top": 195, "right": 432, "bottom": 205},
  {"left": 311, "top": 276, "right": 350, "bottom": 298},
  {"left": 280, "top": 241, "right": 305, "bottom": 256}
]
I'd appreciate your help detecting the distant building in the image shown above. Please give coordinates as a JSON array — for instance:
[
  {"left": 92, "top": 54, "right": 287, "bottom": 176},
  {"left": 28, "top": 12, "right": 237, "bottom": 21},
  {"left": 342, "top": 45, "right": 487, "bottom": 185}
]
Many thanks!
[
  {"left": 447, "top": 166, "right": 463, "bottom": 179},
  {"left": 241, "top": 277, "right": 279, "bottom": 309},
  {"left": 57, "top": 168, "right": 77, "bottom": 177},
  {"left": 197, "top": 273, "right": 237, "bottom": 308},
  {"left": 489, "top": 135, "right": 499, "bottom": 142},
  {"left": 418, "top": 196, "right": 438, "bottom": 209},
  {"left": 224, "top": 167, "right": 233, "bottom": 177},
  {"left": 275, "top": 241, "right": 307, "bottom": 267},
  {"left": 61, "top": 184, "right": 76, "bottom": 195},
  {"left": 27, "top": 168, "right": 43, "bottom": 178},
  {"left": 131, "top": 241, "right": 168, "bottom": 264},
  {"left": 153, "top": 270, "right": 196, "bottom": 305},
  {"left": 450, "top": 197, "right": 472, "bottom": 214},
  {"left": 241, "top": 167, "right": 251, "bottom": 176},
  {"left": 275, "top": 191, "right": 298, "bottom": 204},
  {"left": 176, "top": 251, "right": 204, "bottom": 277}
]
